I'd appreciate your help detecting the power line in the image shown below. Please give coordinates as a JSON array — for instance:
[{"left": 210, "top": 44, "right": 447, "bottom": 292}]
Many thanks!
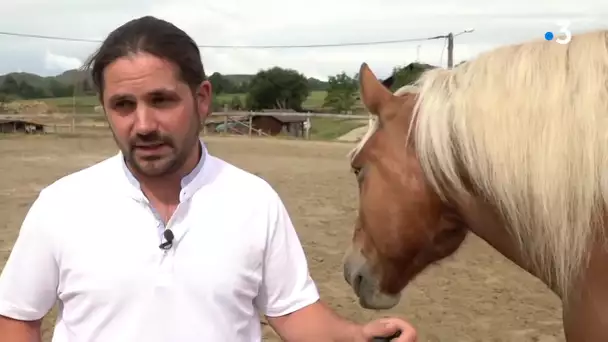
[{"left": 0, "top": 30, "right": 445, "bottom": 49}]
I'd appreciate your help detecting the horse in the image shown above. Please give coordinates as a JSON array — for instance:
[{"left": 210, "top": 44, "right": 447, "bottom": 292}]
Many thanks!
[{"left": 341, "top": 29, "right": 608, "bottom": 342}]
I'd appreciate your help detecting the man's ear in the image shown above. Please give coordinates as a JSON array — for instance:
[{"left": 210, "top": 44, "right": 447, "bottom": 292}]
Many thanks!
[{"left": 196, "top": 80, "right": 212, "bottom": 121}]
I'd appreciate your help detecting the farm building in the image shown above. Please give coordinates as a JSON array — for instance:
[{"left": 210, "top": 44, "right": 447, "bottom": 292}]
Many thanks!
[
  {"left": 204, "top": 115, "right": 250, "bottom": 135},
  {"left": 204, "top": 112, "right": 307, "bottom": 137},
  {"left": 250, "top": 114, "right": 306, "bottom": 137},
  {"left": 0, "top": 119, "right": 46, "bottom": 134}
]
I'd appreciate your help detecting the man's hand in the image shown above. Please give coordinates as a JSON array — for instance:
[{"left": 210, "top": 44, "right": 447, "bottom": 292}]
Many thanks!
[
  {"left": 362, "top": 317, "right": 417, "bottom": 342},
  {"left": 267, "top": 301, "right": 417, "bottom": 341}
]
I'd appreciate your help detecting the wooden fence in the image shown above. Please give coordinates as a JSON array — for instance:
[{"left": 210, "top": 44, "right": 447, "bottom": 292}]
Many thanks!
[{"left": 0, "top": 111, "right": 371, "bottom": 139}]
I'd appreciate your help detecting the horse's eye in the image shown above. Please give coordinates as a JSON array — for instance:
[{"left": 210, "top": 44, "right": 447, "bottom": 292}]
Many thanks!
[{"left": 352, "top": 167, "right": 362, "bottom": 176}]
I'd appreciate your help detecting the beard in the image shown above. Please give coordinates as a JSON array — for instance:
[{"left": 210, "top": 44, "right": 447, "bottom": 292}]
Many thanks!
[{"left": 112, "top": 114, "right": 201, "bottom": 178}]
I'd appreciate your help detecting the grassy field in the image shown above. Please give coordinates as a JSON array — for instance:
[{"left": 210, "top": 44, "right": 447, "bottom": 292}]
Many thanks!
[
  {"left": 215, "top": 90, "right": 329, "bottom": 110},
  {"left": 308, "top": 117, "right": 365, "bottom": 140}
]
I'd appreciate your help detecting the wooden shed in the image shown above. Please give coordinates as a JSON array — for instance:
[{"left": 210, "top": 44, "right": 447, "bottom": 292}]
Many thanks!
[
  {"left": 204, "top": 115, "right": 250, "bottom": 134},
  {"left": 251, "top": 113, "right": 307, "bottom": 137},
  {"left": 0, "top": 119, "right": 46, "bottom": 134},
  {"left": 204, "top": 112, "right": 307, "bottom": 137}
]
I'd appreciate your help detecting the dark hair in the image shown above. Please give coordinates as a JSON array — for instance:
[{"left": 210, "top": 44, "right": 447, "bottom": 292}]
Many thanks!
[{"left": 83, "top": 16, "right": 205, "bottom": 96}]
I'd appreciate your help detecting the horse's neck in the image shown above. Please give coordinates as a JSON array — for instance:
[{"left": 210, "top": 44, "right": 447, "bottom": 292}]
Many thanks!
[
  {"left": 561, "top": 239, "right": 608, "bottom": 341},
  {"left": 456, "top": 194, "right": 608, "bottom": 341},
  {"left": 452, "top": 195, "right": 539, "bottom": 280}
]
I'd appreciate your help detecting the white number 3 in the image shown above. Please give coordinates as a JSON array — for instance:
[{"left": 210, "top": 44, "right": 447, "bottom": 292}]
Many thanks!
[{"left": 556, "top": 21, "right": 572, "bottom": 45}]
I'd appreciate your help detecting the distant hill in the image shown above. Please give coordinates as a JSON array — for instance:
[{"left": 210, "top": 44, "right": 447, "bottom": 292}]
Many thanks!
[
  {"left": 54, "top": 69, "right": 91, "bottom": 85},
  {"left": 0, "top": 69, "right": 329, "bottom": 91},
  {"left": 0, "top": 72, "right": 61, "bottom": 89},
  {"left": 0, "top": 69, "right": 90, "bottom": 89}
]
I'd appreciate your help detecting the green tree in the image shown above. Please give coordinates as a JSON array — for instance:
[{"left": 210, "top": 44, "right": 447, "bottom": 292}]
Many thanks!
[
  {"left": 79, "top": 79, "right": 95, "bottom": 95},
  {"left": 245, "top": 67, "right": 309, "bottom": 111},
  {"left": 0, "top": 93, "right": 8, "bottom": 109},
  {"left": 323, "top": 72, "right": 358, "bottom": 113},
  {"left": 208, "top": 72, "right": 237, "bottom": 94},
  {"left": 389, "top": 62, "right": 435, "bottom": 91},
  {"left": 234, "top": 81, "right": 250, "bottom": 93},
  {"left": 49, "top": 79, "right": 75, "bottom": 97},
  {"left": 17, "top": 80, "right": 46, "bottom": 99}
]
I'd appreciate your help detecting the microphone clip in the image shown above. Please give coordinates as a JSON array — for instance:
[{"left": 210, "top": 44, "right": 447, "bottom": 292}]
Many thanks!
[{"left": 159, "top": 229, "right": 175, "bottom": 250}]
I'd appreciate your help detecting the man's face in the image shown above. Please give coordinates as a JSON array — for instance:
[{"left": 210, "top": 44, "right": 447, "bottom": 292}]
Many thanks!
[{"left": 101, "top": 52, "right": 211, "bottom": 177}]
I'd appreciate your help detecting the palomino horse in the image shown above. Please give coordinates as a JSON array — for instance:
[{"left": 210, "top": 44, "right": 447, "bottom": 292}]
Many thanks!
[{"left": 342, "top": 29, "right": 608, "bottom": 341}]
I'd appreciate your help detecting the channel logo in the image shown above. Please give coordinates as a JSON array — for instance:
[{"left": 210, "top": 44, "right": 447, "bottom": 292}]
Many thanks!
[{"left": 544, "top": 21, "right": 572, "bottom": 44}]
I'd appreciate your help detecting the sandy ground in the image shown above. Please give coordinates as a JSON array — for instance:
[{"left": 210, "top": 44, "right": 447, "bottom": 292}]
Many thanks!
[{"left": 0, "top": 134, "right": 564, "bottom": 341}]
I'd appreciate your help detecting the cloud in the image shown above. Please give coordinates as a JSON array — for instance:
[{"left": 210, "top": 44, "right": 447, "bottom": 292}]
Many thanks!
[
  {"left": 0, "top": 0, "right": 607, "bottom": 80},
  {"left": 44, "top": 51, "right": 82, "bottom": 72}
]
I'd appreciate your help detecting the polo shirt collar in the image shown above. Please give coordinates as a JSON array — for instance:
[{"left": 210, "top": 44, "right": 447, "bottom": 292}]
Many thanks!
[{"left": 118, "top": 139, "right": 208, "bottom": 203}]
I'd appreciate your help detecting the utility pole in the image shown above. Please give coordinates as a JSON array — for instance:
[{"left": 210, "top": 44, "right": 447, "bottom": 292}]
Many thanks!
[
  {"left": 447, "top": 32, "right": 454, "bottom": 68},
  {"left": 434, "top": 29, "right": 473, "bottom": 68}
]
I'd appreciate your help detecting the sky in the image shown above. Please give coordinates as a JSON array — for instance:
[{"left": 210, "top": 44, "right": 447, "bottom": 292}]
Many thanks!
[{"left": 1, "top": 0, "right": 607, "bottom": 81}]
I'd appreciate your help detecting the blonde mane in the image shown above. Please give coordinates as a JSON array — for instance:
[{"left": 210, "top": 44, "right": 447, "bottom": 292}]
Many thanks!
[{"left": 410, "top": 29, "right": 608, "bottom": 297}]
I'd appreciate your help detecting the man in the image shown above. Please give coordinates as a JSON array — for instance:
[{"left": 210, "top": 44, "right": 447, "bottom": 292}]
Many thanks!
[{"left": 0, "top": 16, "right": 417, "bottom": 342}]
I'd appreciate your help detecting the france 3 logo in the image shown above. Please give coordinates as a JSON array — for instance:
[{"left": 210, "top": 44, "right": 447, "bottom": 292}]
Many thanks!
[{"left": 544, "top": 20, "right": 572, "bottom": 44}]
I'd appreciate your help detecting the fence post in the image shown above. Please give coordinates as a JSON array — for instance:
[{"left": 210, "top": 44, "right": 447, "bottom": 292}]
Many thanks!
[
  {"left": 248, "top": 114, "right": 253, "bottom": 137},
  {"left": 304, "top": 115, "right": 311, "bottom": 140},
  {"left": 222, "top": 104, "right": 228, "bottom": 135}
]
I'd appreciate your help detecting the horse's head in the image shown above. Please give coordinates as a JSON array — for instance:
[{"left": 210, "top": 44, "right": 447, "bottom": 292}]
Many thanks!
[{"left": 342, "top": 63, "right": 468, "bottom": 310}]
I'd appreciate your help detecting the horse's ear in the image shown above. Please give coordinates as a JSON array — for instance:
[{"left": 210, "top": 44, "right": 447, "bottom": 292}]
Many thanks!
[{"left": 359, "top": 63, "right": 394, "bottom": 116}]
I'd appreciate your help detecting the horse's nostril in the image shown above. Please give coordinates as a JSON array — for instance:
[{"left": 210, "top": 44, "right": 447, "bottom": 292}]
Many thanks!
[
  {"left": 353, "top": 274, "right": 363, "bottom": 295},
  {"left": 343, "top": 262, "right": 351, "bottom": 284}
]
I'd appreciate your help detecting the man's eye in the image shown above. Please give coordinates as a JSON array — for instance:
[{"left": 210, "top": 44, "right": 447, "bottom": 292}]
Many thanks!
[
  {"left": 114, "top": 100, "right": 135, "bottom": 110},
  {"left": 151, "top": 95, "right": 179, "bottom": 107},
  {"left": 151, "top": 97, "right": 168, "bottom": 105}
]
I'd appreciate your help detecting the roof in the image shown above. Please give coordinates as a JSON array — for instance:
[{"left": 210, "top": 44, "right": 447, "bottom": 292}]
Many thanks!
[
  {"left": 273, "top": 115, "right": 307, "bottom": 123},
  {"left": 254, "top": 115, "right": 307, "bottom": 123},
  {"left": 0, "top": 119, "right": 45, "bottom": 126},
  {"left": 205, "top": 115, "right": 249, "bottom": 124},
  {"left": 257, "top": 109, "right": 306, "bottom": 122}
]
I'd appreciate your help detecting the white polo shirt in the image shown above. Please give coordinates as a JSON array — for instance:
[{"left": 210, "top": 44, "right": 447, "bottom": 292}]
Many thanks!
[{"left": 0, "top": 144, "right": 319, "bottom": 341}]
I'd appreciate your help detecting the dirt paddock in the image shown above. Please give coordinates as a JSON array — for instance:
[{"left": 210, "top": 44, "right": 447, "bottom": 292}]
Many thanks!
[{"left": 0, "top": 134, "right": 563, "bottom": 341}]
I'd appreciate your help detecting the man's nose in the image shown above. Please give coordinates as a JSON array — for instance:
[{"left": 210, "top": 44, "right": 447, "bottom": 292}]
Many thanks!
[{"left": 133, "top": 105, "right": 158, "bottom": 134}]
